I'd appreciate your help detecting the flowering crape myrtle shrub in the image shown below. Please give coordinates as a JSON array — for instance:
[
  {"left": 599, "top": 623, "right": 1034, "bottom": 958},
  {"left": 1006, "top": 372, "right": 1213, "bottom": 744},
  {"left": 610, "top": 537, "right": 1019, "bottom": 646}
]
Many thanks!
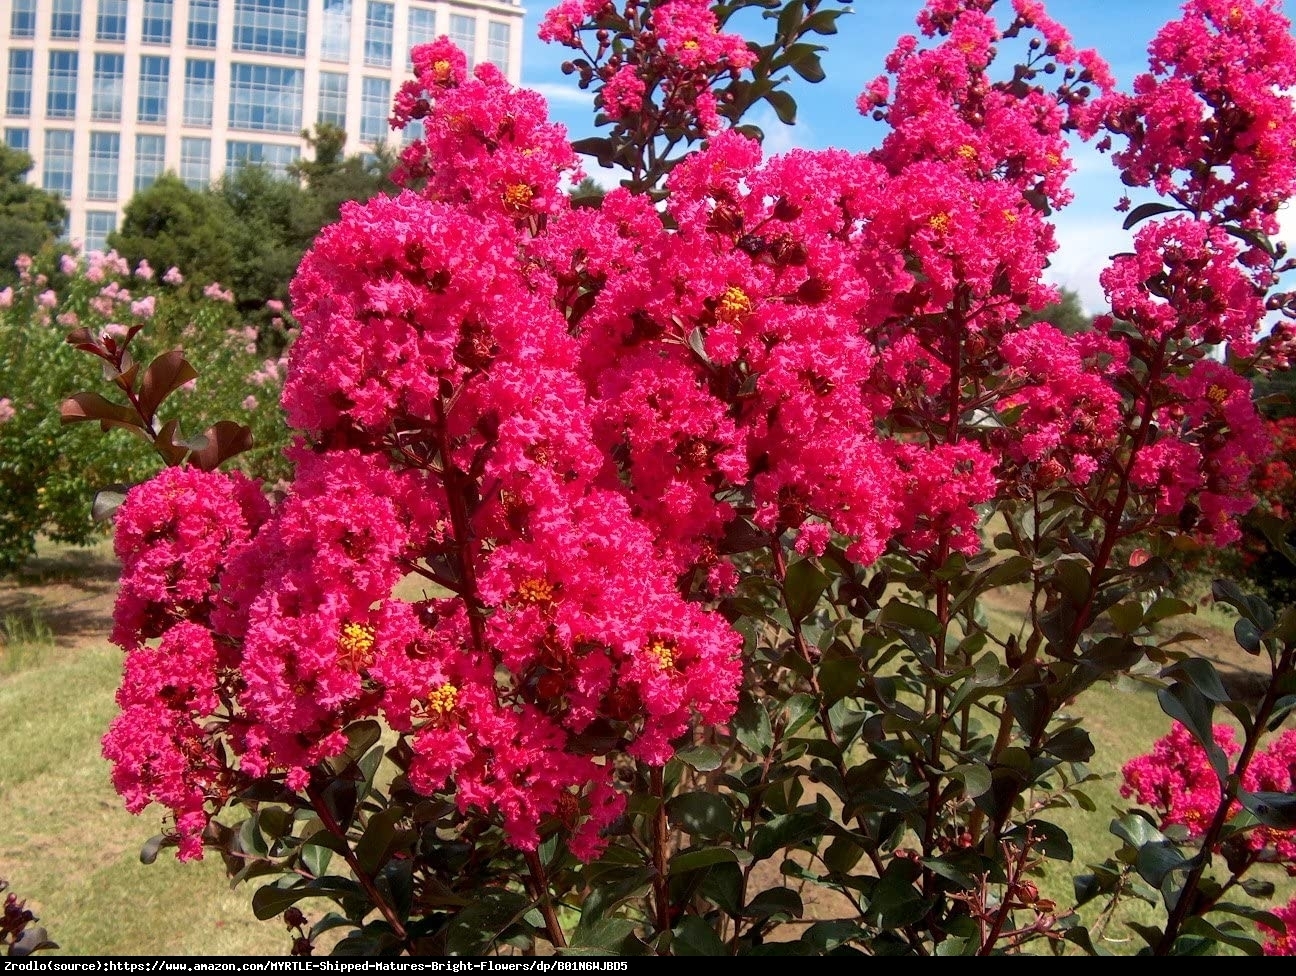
[{"left": 62, "top": 0, "right": 1296, "bottom": 957}]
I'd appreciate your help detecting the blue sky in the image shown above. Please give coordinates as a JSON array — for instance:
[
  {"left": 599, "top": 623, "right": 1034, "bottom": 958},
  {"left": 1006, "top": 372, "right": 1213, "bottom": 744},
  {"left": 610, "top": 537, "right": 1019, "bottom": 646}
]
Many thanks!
[{"left": 513, "top": 1, "right": 1293, "bottom": 313}]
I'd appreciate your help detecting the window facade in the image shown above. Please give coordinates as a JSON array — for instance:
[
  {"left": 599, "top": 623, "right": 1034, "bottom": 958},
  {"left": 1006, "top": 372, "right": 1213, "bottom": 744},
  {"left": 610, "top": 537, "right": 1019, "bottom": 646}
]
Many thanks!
[
  {"left": 135, "top": 134, "right": 166, "bottom": 192},
  {"left": 88, "top": 132, "right": 121, "bottom": 201},
  {"left": 233, "top": 0, "right": 308, "bottom": 57},
  {"left": 6, "top": 51, "right": 33, "bottom": 118},
  {"left": 47, "top": 51, "right": 79, "bottom": 120},
  {"left": 226, "top": 140, "right": 299, "bottom": 177},
  {"left": 360, "top": 76, "right": 390, "bottom": 144},
  {"left": 188, "top": 0, "right": 219, "bottom": 48},
  {"left": 92, "top": 53, "right": 125, "bottom": 122},
  {"left": 141, "top": 0, "right": 174, "bottom": 45},
  {"left": 97, "top": 0, "right": 128, "bottom": 41},
  {"left": 11, "top": 1, "right": 38, "bottom": 39},
  {"left": 317, "top": 72, "right": 348, "bottom": 128},
  {"left": 408, "top": 7, "right": 436, "bottom": 65},
  {"left": 488, "top": 22, "right": 511, "bottom": 74},
  {"left": 365, "top": 2, "right": 395, "bottom": 68},
  {"left": 184, "top": 59, "right": 216, "bottom": 126},
  {"left": 180, "top": 136, "right": 211, "bottom": 189},
  {"left": 43, "top": 130, "right": 74, "bottom": 197},
  {"left": 138, "top": 56, "right": 170, "bottom": 123},
  {"left": 321, "top": 0, "right": 352, "bottom": 62},
  {"left": 450, "top": 15, "right": 476, "bottom": 67},
  {"left": 229, "top": 63, "right": 304, "bottom": 133},
  {"left": 85, "top": 212, "right": 117, "bottom": 253},
  {"left": 50, "top": 0, "right": 81, "bottom": 40},
  {"left": 4, "top": 129, "right": 30, "bottom": 153}
]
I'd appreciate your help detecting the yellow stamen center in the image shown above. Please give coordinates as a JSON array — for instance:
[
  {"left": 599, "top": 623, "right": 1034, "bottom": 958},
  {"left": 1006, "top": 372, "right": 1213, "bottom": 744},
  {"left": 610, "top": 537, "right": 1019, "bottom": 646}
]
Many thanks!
[
  {"left": 426, "top": 682, "right": 458, "bottom": 715},
  {"left": 716, "top": 286, "right": 753, "bottom": 324},
  {"left": 503, "top": 183, "right": 534, "bottom": 211},
  {"left": 928, "top": 212, "right": 951, "bottom": 234},
  {"left": 432, "top": 59, "right": 453, "bottom": 83},
  {"left": 517, "top": 577, "right": 554, "bottom": 605},
  {"left": 645, "top": 638, "right": 674, "bottom": 670},
  {"left": 1206, "top": 383, "right": 1229, "bottom": 405},
  {"left": 338, "top": 622, "right": 377, "bottom": 671},
  {"left": 683, "top": 39, "right": 700, "bottom": 50},
  {"left": 1002, "top": 209, "right": 1018, "bottom": 224},
  {"left": 957, "top": 144, "right": 977, "bottom": 161}
]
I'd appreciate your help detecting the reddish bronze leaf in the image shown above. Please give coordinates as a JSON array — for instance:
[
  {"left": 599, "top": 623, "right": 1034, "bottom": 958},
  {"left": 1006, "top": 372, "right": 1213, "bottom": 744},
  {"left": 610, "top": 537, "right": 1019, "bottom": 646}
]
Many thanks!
[
  {"left": 137, "top": 350, "right": 197, "bottom": 421},
  {"left": 60, "top": 392, "right": 141, "bottom": 432},
  {"left": 189, "top": 420, "right": 253, "bottom": 471}
]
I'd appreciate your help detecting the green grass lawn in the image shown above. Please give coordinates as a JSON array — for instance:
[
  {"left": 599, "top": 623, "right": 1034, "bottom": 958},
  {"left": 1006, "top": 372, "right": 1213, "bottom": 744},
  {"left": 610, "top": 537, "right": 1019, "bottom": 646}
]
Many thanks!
[{"left": 0, "top": 638, "right": 286, "bottom": 955}]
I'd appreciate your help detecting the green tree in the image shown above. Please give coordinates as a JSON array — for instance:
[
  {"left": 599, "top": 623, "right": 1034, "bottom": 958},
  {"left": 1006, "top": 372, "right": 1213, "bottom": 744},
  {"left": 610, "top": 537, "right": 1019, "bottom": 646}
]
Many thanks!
[
  {"left": 212, "top": 164, "right": 308, "bottom": 317},
  {"left": 290, "top": 123, "right": 395, "bottom": 233},
  {"left": 1023, "top": 286, "right": 1093, "bottom": 334},
  {"left": 0, "top": 146, "right": 67, "bottom": 285},
  {"left": 108, "top": 174, "right": 237, "bottom": 290}
]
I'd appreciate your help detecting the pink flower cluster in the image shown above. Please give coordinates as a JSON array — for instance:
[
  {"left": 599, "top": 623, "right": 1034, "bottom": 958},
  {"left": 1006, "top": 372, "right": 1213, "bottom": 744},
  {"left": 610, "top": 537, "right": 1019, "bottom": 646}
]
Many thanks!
[
  {"left": 103, "top": 0, "right": 1289, "bottom": 865},
  {"left": 1122, "top": 723, "right": 1296, "bottom": 874},
  {"left": 540, "top": 0, "right": 755, "bottom": 134}
]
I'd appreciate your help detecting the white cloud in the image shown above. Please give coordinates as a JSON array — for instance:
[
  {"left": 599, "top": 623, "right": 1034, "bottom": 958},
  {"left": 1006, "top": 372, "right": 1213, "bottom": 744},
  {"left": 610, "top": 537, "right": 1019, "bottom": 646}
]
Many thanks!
[
  {"left": 1046, "top": 211, "right": 1125, "bottom": 314},
  {"left": 530, "top": 82, "right": 594, "bottom": 107},
  {"left": 746, "top": 104, "right": 815, "bottom": 156}
]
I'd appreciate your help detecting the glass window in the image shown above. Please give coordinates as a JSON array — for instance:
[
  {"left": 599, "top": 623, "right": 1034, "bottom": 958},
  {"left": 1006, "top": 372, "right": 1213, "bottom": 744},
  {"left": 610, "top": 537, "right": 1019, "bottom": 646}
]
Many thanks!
[
  {"left": 450, "top": 15, "right": 477, "bottom": 68},
  {"left": 4, "top": 129, "right": 30, "bottom": 153},
  {"left": 317, "top": 72, "right": 348, "bottom": 128},
  {"left": 50, "top": 0, "right": 82, "bottom": 39},
  {"left": 138, "top": 56, "right": 170, "bottom": 124},
  {"left": 85, "top": 212, "right": 117, "bottom": 254},
  {"left": 142, "top": 0, "right": 174, "bottom": 45},
  {"left": 233, "top": 0, "right": 308, "bottom": 57},
  {"left": 321, "top": 0, "right": 352, "bottom": 63},
  {"left": 188, "top": 0, "right": 219, "bottom": 48},
  {"left": 229, "top": 63, "right": 304, "bottom": 133},
  {"left": 402, "top": 118, "right": 424, "bottom": 145},
  {"left": 43, "top": 130, "right": 75, "bottom": 197},
  {"left": 6, "top": 51, "right": 33, "bottom": 118},
  {"left": 226, "top": 140, "right": 300, "bottom": 178},
  {"left": 365, "top": 2, "right": 395, "bottom": 68},
  {"left": 135, "top": 134, "right": 166, "bottom": 192},
  {"left": 88, "top": 132, "right": 121, "bottom": 201},
  {"left": 183, "top": 59, "right": 215, "bottom": 126},
  {"left": 47, "top": 52, "right": 79, "bottom": 120},
  {"left": 11, "top": 0, "right": 38, "bottom": 39},
  {"left": 361, "top": 77, "right": 390, "bottom": 144},
  {"left": 488, "top": 22, "right": 511, "bottom": 75},
  {"left": 97, "top": 0, "right": 128, "bottom": 41},
  {"left": 180, "top": 136, "right": 211, "bottom": 189},
  {"left": 408, "top": 7, "right": 436, "bottom": 67},
  {"left": 92, "top": 53, "right": 125, "bottom": 122}
]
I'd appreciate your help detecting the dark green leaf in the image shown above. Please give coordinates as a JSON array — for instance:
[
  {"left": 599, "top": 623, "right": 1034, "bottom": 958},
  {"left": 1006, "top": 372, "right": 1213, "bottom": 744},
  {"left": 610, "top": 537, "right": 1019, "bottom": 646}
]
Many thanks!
[
  {"left": 1238, "top": 790, "right": 1296, "bottom": 829},
  {"left": 765, "top": 89, "right": 797, "bottom": 126},
  {"left": 446, "top": 890, "right": 533, "bottom": 955},
  {"left": 570, "top": 917, "right": 637, "bottom": 953},
  {"left": 744, "top": 886, "right": 803, "bottom": 920},
  {"left": 668, "top": 792, "right": 734, "bottom": 841},
  {"left": 734, "top": 696, "right": 773, "bottom": 753},
  {"left": 675, "top": 745, "right": 724, "bottom": 772},
  {"left": 1162, "top": 658, "right": 1230, "bottom": 702},
  {"left": 671, "top": 846, "right": 750, "bottom": 874},
  {"left": 784, "top": 558, "right": 829, "bottom": 621},
  {"left": 878, "top": 599, "right": 941, "bottom": 635},
  {"left": 251, "top": 877, "right": 366, "bottom": 920},
  {"left": 671, "top": 916, "right": 727, "bottom": 955},
  {"left": 1121, "top": 201, "right": 1179, "bottom": 230},
  {"left": 1158, "top": 682, "right": 1228, "bottom": 779},
  {"left": 750, "top": 812, "right": 822, "bottom": 861},
  {"left": 1044, "top": 727, "right": 1095, "bottom": 762},
  {"left": 948, "top": 763, "right": 991, "bottom": 799}
]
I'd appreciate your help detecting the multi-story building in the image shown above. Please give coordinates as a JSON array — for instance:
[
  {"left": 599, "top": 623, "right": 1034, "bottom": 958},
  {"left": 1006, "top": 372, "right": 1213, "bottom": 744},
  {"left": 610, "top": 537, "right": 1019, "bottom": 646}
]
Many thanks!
[{"left": 0, "top": 0, "right": 524, "bottom": 251}]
